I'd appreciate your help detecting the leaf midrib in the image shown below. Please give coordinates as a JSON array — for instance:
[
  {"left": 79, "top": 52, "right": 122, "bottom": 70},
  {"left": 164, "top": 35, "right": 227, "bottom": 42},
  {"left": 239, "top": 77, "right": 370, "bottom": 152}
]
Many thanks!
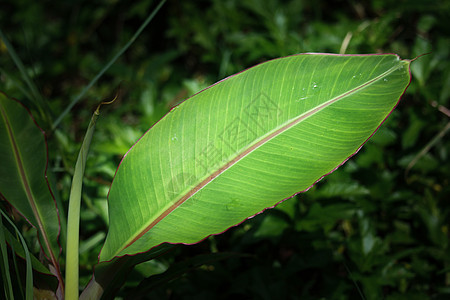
[{"left": 115, "top": 61, "right": 403, "bottom": 257}]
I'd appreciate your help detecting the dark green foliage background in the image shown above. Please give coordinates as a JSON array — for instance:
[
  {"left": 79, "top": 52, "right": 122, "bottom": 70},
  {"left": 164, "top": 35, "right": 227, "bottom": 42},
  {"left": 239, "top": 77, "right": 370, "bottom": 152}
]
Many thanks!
[{"left": 1, "top": 0, "right": 449, "bottom": 299}]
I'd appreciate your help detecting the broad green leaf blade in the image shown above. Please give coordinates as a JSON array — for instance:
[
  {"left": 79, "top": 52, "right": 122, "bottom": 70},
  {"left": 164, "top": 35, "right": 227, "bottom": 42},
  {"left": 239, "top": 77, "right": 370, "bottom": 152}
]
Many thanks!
[
  {"left": 0, "top": 93, "right": 61, "bottom": 277},
  {"left": 100, "top": 54, "right": 411, "bottom": 262}
]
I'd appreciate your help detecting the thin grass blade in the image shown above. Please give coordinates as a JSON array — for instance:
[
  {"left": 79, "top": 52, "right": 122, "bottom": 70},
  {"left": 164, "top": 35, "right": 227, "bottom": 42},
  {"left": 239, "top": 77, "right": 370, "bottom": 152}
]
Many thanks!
[
  {"left": 52, "top": 0, "right": 167, "bottom": 129},
  {"left": 0, "top": 30, "right": 51, "bottom": 125},
  {"left": 0, "top": 214, "right": 14, "bottom": 300},
  {"left": 0, "top": 208, "right": 33, "bottom": 300}
]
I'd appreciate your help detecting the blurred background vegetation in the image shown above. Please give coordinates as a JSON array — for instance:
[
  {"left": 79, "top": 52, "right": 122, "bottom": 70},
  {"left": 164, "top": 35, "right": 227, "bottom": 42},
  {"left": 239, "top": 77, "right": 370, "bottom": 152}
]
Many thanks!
[{"left": 0, "top": 0, "right": 449, "bottom": 299}]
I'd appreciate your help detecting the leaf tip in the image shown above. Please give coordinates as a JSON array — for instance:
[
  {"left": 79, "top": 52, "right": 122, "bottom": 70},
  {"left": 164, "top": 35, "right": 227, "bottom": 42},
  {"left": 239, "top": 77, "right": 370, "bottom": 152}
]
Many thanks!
[{"left": 409, "top": 52, "right": 431, "bottom": 63}]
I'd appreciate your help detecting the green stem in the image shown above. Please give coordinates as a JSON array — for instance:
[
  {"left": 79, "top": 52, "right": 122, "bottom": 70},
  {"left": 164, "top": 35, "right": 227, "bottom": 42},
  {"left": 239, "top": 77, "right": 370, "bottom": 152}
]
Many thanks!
[
  {"left": 65, "top": 92, "right": 116, "bottom": 299},
  {"left": 65, "top": 110, "right": 100, "bottom": 299}
]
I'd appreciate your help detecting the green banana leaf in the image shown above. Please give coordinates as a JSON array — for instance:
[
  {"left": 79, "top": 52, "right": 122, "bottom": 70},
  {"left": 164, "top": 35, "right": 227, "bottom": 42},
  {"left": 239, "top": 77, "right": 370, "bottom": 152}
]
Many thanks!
[
  {"left": 100, "top": 53, "right": 411, "bottom": 262},
  {"left": 0, "top": 93, "right": 61, "bottom": 277}
]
